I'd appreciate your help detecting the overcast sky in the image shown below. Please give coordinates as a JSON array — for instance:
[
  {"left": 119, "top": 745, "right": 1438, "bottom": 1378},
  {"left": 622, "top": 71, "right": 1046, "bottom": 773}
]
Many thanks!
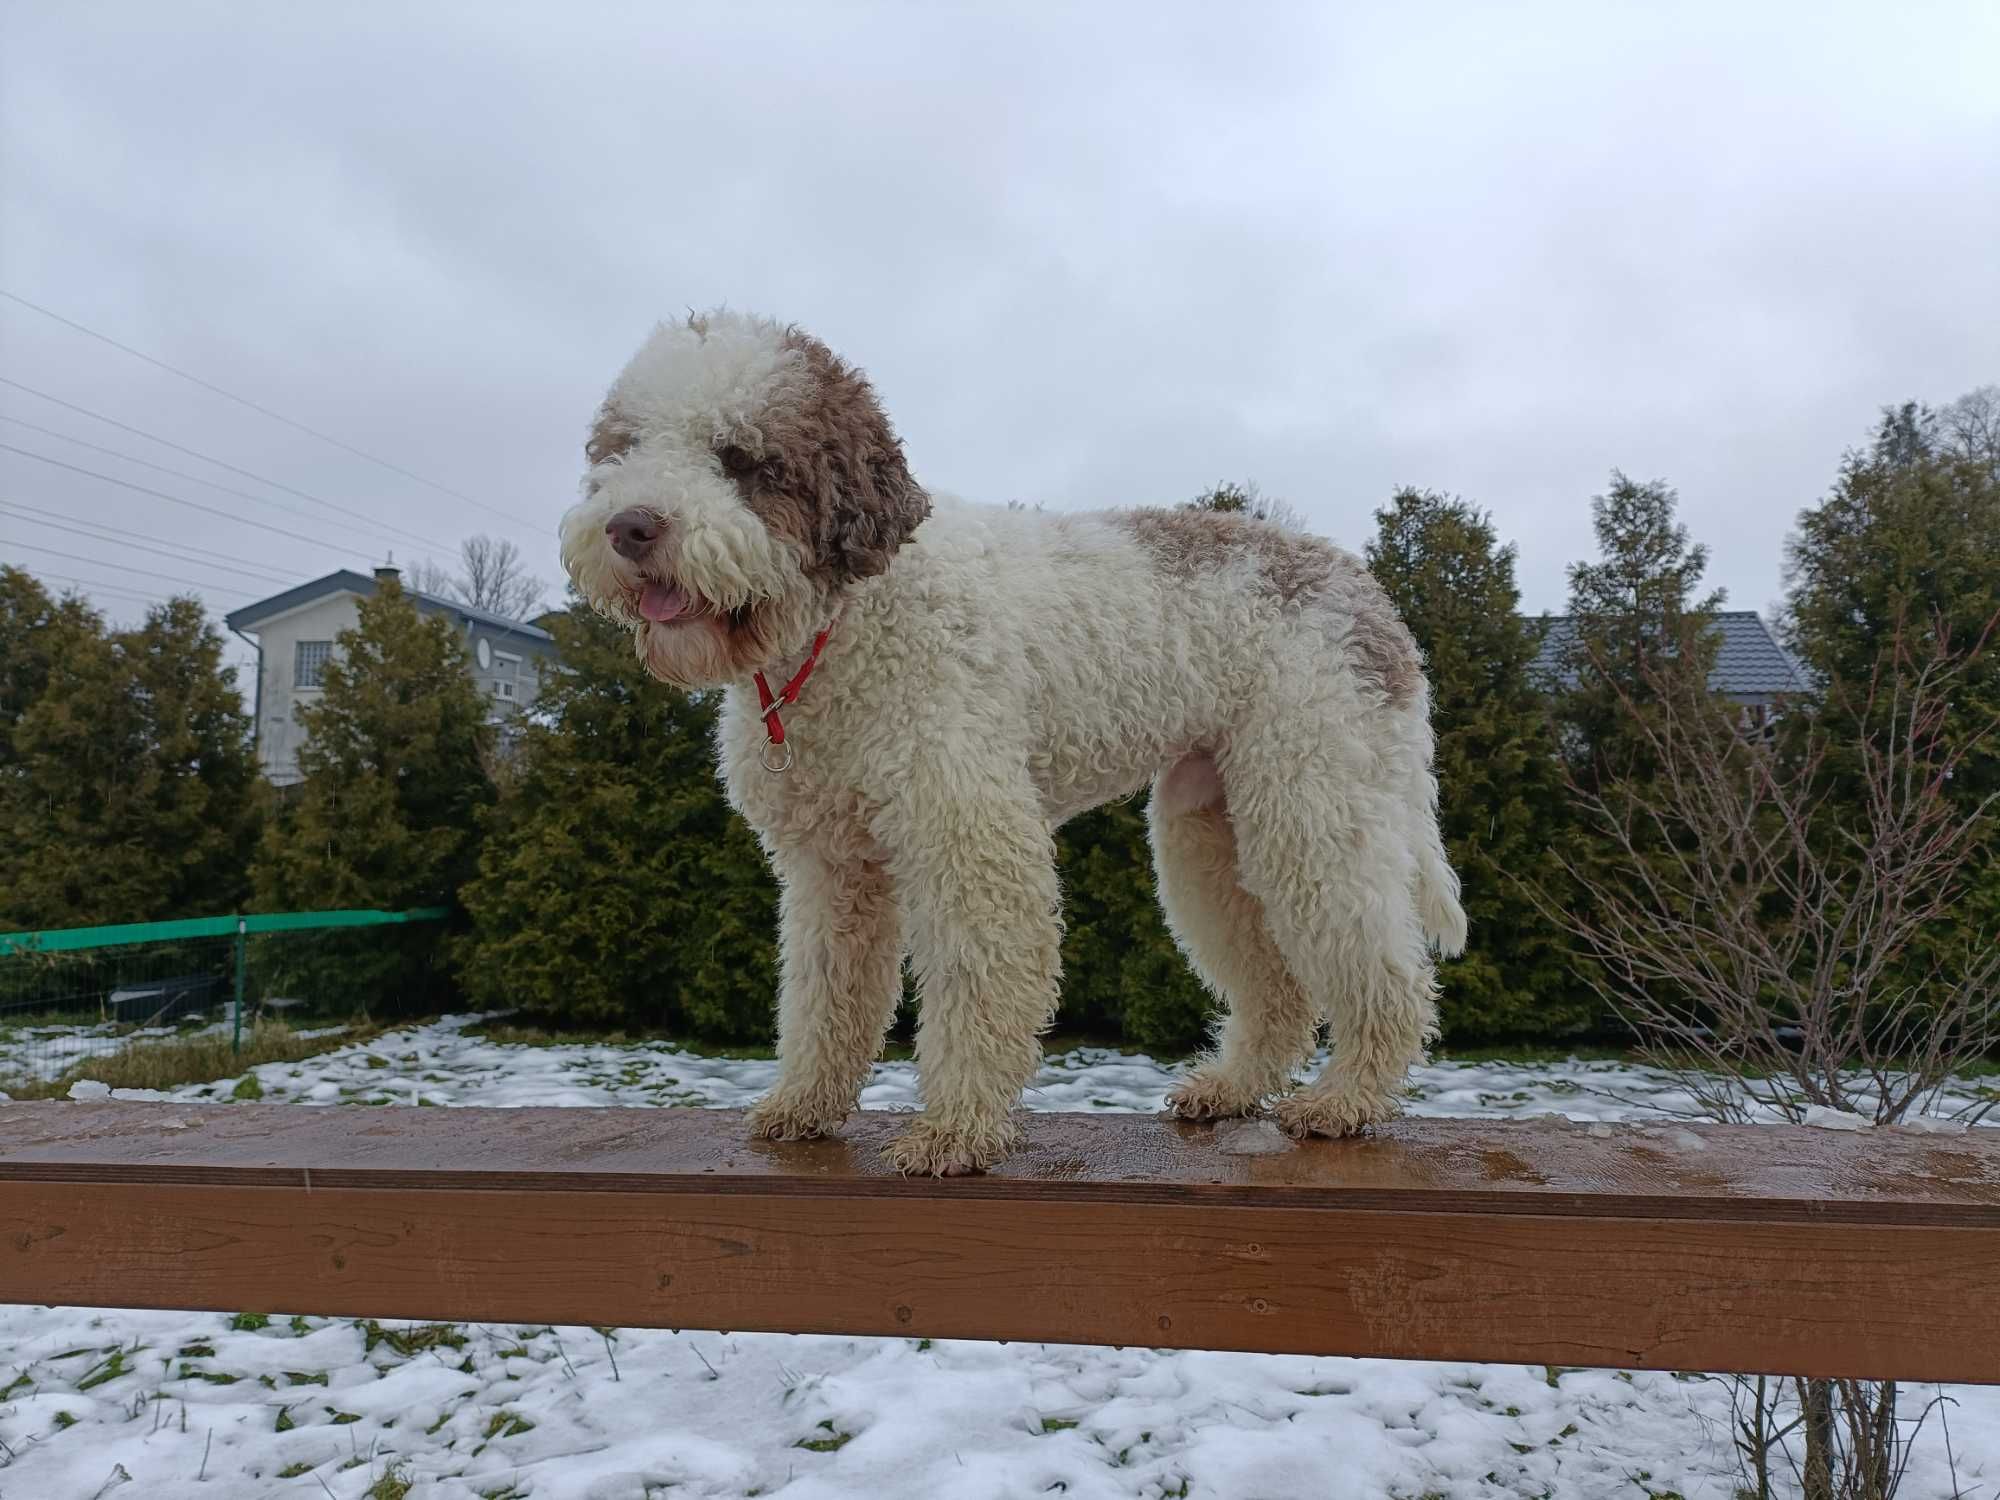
[{"left": 3, "top": 0, "right": 1996, "bottom": 677}]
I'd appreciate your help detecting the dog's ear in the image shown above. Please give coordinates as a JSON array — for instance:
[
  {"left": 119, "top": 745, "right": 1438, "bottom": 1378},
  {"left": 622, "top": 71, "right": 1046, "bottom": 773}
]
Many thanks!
[
  {"left": 776, "top": 330, "right": 930, "bottom": 584},
  {"left": 819, "top": 438, "right": 929, "bottom": 583}
]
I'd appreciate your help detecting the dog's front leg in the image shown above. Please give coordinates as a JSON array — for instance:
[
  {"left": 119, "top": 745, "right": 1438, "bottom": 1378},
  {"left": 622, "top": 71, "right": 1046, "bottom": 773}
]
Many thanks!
[
  {"left": 746, "top": 851, "right": 903, "bottom": 1142},
  {"left": 884, "top": 790, "right": 1063, "bottom": 1176}
]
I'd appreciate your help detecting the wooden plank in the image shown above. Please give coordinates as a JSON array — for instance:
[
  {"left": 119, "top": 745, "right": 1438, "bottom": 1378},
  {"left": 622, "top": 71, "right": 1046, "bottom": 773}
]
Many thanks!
[{"left": 2, "top": 1103, "right": 1996, "bottom": 1382}]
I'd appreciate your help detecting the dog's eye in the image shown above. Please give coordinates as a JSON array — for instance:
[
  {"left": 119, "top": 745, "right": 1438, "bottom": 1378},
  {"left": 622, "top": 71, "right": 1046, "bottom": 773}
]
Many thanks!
[{"left": 717, "top": 445, "right": 758, "bottom": 478}]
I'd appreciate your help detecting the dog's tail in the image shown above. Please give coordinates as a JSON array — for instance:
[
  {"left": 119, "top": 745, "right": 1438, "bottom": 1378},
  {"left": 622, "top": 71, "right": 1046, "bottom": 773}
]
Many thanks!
[
  {"left": 1404, "top": 703, "right": 1468, "bottom": 958},
  {"left": 1417, "top": 836, "right": 1468, "bottom": 959}
]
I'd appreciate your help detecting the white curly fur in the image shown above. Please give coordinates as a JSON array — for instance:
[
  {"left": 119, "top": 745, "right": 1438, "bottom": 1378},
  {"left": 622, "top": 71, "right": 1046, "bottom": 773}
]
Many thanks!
[{"left": 562, "top": 311, "right": 1467, "bottom": 1176}]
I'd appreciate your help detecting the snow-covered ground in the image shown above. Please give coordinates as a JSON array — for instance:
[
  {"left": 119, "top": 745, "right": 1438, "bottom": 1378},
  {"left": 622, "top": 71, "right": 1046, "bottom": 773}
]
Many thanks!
[
  {"left": 1, "top": 1017, "right": 1994, "bottom": 1499},
  {"left": 0, "top": 1016, "right": 220, "bottom": 1082}
]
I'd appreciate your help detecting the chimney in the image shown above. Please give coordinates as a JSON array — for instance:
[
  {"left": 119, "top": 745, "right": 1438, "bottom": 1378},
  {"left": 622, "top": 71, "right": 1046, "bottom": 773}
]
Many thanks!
[{"left": 375, "top": 552, "right": 400, "bottom": 585}]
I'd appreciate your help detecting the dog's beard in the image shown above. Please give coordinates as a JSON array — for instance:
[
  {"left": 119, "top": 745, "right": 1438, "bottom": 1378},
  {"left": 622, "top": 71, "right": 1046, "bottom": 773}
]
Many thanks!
[
  {"left": 627, "top": 574, "right": 822, "bottom": 690},
  {"left": 634, "top": 610, "right": 736, "bottom": 688}
]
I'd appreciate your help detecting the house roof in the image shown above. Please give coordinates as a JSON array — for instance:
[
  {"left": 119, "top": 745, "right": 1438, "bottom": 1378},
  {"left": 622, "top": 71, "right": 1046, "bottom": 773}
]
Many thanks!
[
  {"left": 223, "top": 570, "right": 556, "bottom": 651},
  {"left": 1529, "top": 610, "right": 1811, "bottom": 699}
]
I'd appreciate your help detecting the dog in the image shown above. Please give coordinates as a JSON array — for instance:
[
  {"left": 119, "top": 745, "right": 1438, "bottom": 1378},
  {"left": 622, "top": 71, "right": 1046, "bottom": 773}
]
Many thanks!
[{"left": 561, "top": 311, "right": 1466, "bottom": 1175}]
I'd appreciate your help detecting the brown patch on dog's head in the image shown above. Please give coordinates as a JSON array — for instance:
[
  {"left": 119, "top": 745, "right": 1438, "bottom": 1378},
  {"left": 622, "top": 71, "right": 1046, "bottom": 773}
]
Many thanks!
[
  {"left": 711, "top": 329, "right": 930, "bottom": 586},
  {"left": 584, "top": 401, "right": 638, "bottom": 468}
]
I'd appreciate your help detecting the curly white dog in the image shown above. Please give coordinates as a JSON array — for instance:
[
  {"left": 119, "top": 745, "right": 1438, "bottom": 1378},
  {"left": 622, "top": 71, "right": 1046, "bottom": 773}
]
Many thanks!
[{"left": 561, "top": 311, "right": 1466, "bottom": 1176}]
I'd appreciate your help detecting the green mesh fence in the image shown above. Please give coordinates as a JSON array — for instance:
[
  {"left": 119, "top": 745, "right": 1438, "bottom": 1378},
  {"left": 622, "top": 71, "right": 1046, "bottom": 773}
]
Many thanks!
[{"left": 0, "top": 909, "right": 448, "bottom": 1093}]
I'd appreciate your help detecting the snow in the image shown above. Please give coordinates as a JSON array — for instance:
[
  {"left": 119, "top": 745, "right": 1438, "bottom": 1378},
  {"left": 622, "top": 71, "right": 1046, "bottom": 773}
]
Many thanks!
[{"left": 1, "top": 1017, "right": 1994, "bottom": 1498}]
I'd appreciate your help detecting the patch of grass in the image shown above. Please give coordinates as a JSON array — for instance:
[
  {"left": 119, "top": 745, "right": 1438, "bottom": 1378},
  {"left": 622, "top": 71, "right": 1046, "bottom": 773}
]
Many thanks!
[
  {"left": 288, "top": 1316, "right": 315, "bottom": 1337},
  {"left": 274, "top": 1405, "right": 296, "bottom": 1432},
  {"left": 366, "top": 1463, "right": 414, "bottom": 1500},
  {"left": 1430, "top": 1041, "right": 1637, "bottom": 1067},
  {"left": 277, "top": 1462, "right": 315, "bottom": 1478},
  {"left": 0, "top": 1020, "right": 374, "bottom": 1099},
  {"left": 795, "top": 1419, "right": 853, "bottom": 1453},
  {"left": 176, "top": 1342, "right": 216, "bottom": 1359},
  {"left": 231, "top": 1312, "right": 272, "bottom": 1333},
  {"left": 176, "top": 1365, "right": 238, "bottom": 1385},
  {"left": 326, "top": 1407, "right": 362, "bottom": 1425},
  {"left": 283, "top": 1370, "right": 329, "bottom": 1387},
  {"left": 52, "top": 1410, "right": 76, "bottom": 1430},
  {"left": 364, "top": 1054, "right": 389, "bottom": 1069},
  {"left": 76, "top": 1347, "right": 135, "bottom": 1390},
  {"left": 360, "top": 1321, "right": 467, "bottom": 1358},
  {"left": 1038, "top": 1418, "right": 1078, "bottom": 1435},
  {"left": 482, "top": 1410, "right": 535, "bottom": 1439},
  {"left": 232, "top": 1074, "right": 264, "bottom": 1101},
  {"left": 1, "top": 1370, "right": 36, "bottom": 1401}
]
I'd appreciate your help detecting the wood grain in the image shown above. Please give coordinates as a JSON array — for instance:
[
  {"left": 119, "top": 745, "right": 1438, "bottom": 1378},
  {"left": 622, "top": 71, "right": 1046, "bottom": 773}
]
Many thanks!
[{"left": 3, "top": 1104, "right": 1996, "bottom": 1381}]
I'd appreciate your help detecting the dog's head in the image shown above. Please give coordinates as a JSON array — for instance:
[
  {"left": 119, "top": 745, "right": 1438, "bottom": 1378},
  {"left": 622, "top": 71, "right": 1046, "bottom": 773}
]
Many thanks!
[{"left": 560, "top": 311, "right": 930, "bottom": 687}]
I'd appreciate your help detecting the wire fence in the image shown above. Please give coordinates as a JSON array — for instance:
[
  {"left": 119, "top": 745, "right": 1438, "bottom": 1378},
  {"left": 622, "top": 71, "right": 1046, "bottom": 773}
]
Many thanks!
[{"left": 0, "top": 908, "right": 449, "bottom": 1092}]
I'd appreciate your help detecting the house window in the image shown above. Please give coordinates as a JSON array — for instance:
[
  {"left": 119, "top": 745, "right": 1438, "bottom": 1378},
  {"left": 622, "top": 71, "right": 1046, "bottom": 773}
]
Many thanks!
[
  {"left": 493, "top": 651, "right": 521, "bottom": 703},
  {"left": 295, "top": 640, "right": 333, "bottom": 689}
]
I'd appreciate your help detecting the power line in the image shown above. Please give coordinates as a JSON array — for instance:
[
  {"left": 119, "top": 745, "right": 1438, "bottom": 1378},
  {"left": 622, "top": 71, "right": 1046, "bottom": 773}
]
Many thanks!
[
  {"left": 3, "top": 539, "right": 257, "bottom": 597},
  {"left": 1, "top": 288, "right": 545, "bottom": 532},
  {"left": 0, "top": 502, "right": 297, "bottom": 585},
  {"left": 0, "top": 385, "right": 456, "bottom": 556},
  {"left": 0, "top": 440, "right": 384, "bottom": 559},
  {"left": 0, "top": 410, "right": 453, "bottom": 557},
  {"left": 18, "top": 569, "right": 183, "bottom": 608}
]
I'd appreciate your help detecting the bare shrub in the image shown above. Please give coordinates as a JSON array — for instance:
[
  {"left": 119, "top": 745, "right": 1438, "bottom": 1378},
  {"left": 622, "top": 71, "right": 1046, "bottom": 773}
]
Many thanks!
[{"left": 1533, "top": 606, "right": 1998, "bottom": 1500}]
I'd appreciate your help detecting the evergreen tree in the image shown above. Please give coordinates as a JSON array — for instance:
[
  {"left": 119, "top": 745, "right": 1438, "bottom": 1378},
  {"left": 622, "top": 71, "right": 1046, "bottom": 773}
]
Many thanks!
[
  {"left": 456, "top": 601, "right": 780, "bottom": 1039},
  {"left": 1556, "top": 472, "right": 1726, "bottom": 789},
  {"left": 1783, "top": 396, "right": 2000, "bottom": 952},
  {"left": 1, "top": 567, "right": 100, "bottom": 780},
  {"left": 251, "top": 577, "right": 492, "bottom": 1008},
  {"left": 1366, "top": 490, "right": 1588, "bottom": 1040},
  {"left": 1055, "top": 796, "right": 1213, "bottom": 1049},
  {"left": 1784, "top": 399, "right": 2000, "bottom": 804},
  {"left": 0, "top": 576, "right": 259, "bottom": 929}
]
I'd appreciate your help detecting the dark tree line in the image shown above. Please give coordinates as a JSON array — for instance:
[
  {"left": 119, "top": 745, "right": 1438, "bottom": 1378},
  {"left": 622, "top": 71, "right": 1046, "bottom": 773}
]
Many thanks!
[{"left": 3, "top": 388, "right": 1992, "bottom": 1052}]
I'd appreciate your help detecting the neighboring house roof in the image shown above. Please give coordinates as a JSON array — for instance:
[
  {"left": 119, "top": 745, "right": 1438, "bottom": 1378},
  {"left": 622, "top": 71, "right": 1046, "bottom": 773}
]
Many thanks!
[
  {"left": 223, "top": 570, "right": 556, "bottom": 652},
  {"left": 1529, "top": 610, "right": 1812, "bottom": 699}
]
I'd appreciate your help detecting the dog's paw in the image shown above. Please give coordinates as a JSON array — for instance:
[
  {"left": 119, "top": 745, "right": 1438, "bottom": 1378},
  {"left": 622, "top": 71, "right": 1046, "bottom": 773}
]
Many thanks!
[
  {"left": 1272, "top": 1088, "right": 1394, "bottom": 1140},
  {"left": 746, "top": 1091, "right": 847, "bottom": 1143},
  {"left": 885, "top": 1115, "right": 1019, "bottom": 1178},
  {"left": 1165, "top": 1069, "right": 1265, "bottom": 1122}
]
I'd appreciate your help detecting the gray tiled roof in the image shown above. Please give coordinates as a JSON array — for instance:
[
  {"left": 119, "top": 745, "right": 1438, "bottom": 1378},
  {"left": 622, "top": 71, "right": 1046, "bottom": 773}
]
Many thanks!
[
  {"left": 1530, "top": 611, "right": 1810, "bottom": 699},
  {"left": 224, "top": 570, "right": 554, "bottom": 651}
]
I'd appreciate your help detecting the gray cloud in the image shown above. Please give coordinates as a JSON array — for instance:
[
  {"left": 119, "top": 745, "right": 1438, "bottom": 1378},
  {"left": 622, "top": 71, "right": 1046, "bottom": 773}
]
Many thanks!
[{"left": 4, "top": 0, "right": 1995, "bottom": 655}]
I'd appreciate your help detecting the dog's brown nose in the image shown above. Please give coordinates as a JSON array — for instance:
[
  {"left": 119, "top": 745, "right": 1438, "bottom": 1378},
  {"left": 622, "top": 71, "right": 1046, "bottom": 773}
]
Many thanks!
[{"left": 605, "top": 508, "right": 662, "bottom": 560}]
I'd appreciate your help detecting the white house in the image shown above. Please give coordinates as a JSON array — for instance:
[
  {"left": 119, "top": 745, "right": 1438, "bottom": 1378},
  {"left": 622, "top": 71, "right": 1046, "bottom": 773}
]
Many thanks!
[{"left": 224, "top": 565, "right": 558, "bottom": 786}]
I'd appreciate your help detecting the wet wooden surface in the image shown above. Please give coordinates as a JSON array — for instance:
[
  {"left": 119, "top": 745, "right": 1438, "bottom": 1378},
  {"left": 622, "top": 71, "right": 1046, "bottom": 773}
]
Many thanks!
[{"left": 3, "top": 1104, "right": 1997, "bottom": 1381}]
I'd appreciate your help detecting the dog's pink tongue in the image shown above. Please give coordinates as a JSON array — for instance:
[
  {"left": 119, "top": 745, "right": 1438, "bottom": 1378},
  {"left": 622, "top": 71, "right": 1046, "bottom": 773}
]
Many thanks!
[{"left": 638, "top": 582, "right": 690, "bottom": 623}]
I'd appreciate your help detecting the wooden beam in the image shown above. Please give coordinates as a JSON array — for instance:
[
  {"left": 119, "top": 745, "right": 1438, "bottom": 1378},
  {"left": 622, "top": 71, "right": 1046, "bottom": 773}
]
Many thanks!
[{"left": 3, "top": 1103, "right": 1996, "bottom": 1382}]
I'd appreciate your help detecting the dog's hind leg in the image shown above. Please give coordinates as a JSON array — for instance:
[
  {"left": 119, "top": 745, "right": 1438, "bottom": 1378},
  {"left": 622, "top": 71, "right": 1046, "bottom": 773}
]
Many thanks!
[
  {"left": 747, "top": 852, "right": 904, "bottom": 1141},
  {"left": 1223, "top": 716, "right": 1440, "bottom": 1137},
  {"left": 1150, "top": 757, "right": 1319, "bottom": 1119}
]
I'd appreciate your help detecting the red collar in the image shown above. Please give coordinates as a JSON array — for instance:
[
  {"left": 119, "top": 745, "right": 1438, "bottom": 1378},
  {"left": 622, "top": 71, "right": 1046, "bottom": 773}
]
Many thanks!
[{"left": 752, "top": 626, "right": 832, "bottom": 772}]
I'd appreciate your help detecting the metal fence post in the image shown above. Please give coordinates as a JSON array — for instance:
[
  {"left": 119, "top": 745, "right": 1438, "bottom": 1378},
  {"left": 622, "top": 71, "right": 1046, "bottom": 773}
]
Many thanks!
[{"left": 233, "top": 916, "right": 247, "bottom": 1053}]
